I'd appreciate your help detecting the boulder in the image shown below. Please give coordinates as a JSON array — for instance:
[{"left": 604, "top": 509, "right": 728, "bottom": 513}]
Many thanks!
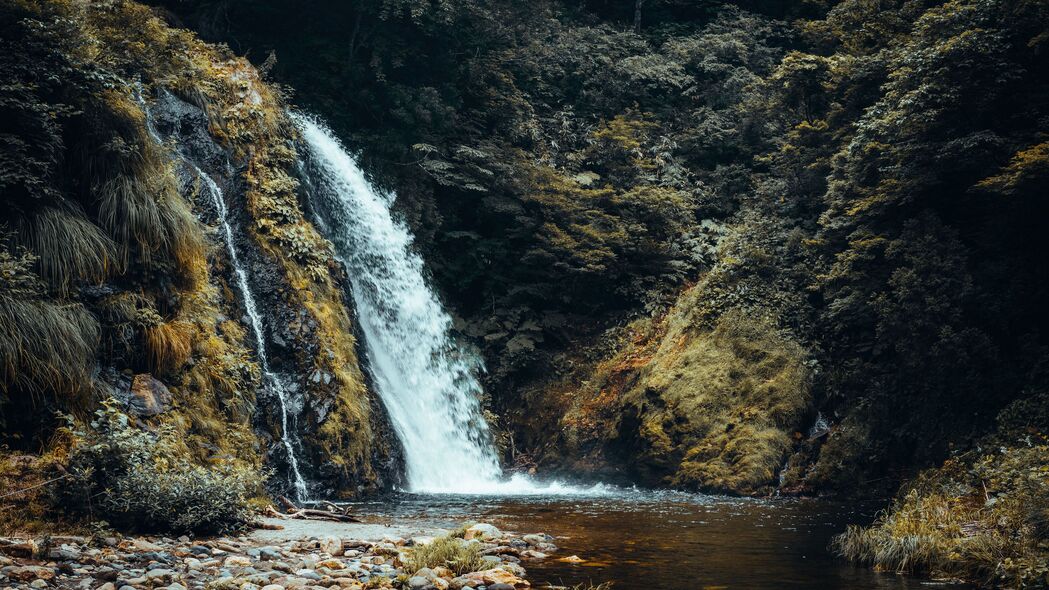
[
  {"left": 128, "top": 374, "right": 173, "bottom": 417},
  {"left": 463, "top": 524, "right": 502, "bottom": 541}
]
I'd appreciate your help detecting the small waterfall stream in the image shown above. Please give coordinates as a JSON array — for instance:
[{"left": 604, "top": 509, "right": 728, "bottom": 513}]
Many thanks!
[
  {"left": 190, "top": 165, "right": 310, "bottom": 502},
  {"left": 137, "top": 89, "right": 310, "bottom": 501},
  {"left": 293, "top": 114, "right": 505, "bottom": 493}
]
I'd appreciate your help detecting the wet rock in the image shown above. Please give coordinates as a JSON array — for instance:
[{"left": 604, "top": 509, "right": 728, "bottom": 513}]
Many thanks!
[
  {"left": 259, "top": 547, "right": 283, "bottom": 561},
  {"left": 96, "top": 567, "right": 120, "bottom": 581},
  {"left": 319, "top": 536, "right": 342, "bottom": 555},
  {"left": 224, "top": 555, "right": 252, "bottom": 567},
  {"left": 460, "top": 568, "right": 529, "bottom": 588},
  {"left": 463, "top": 524, "right": 502, "bottom": 541},
  {"left": 408, "top": 575, "right": 430, "bottom": 589},
  {"left": 520, "top": 534, "right": 553, "bottom": 547},
  {"left": 7, "top": 565, "right": 56, "bottom": 582}
]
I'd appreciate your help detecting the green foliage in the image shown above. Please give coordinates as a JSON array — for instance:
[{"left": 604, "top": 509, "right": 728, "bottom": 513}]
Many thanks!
[
  {"left": 403, "top": 533, "right": 487, "bottom": 576},
  {"left": 58, "top": 402, "right": 259, "bottom": 535},
  {"left": 161, "top": 0, "right": 1049, "bottom": 503}
]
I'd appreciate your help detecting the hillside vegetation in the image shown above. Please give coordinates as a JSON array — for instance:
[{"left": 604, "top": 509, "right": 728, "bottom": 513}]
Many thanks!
[
  {"left": 2, "top": 0, "right": 1048, "bottom": 584},
  {"left": 163, "top": 0, "right": 1049, "bottom": 492},
  {"left": 0, "top": 0, "right": 393, "bottom": 530}
]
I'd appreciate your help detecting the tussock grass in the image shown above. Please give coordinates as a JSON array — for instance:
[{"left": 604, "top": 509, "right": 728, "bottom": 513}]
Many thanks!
[
  {"left": 145, "top": 319, "right": 193, "bottom": 375},
  {"left": 0, "top": 295, "right": 98, "bottom": 396},
  {"left": 79, "top": 89, "right": 205, "bottom": 281},
  {"left": 16, "top": 207, "right": 119, "bottom": 293},
  {"left": 834, "top": 436, "right": 1049, "bottom": 587},
  {"left": 403, "top": 534, "right": 487, "bottom": 576}
]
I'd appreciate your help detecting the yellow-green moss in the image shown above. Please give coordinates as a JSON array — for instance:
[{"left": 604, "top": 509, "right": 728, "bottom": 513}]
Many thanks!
[
  {"left": 557, "top": 280, "right": 811, "bottom": 494},
  {"left": 32, "top": 0, "right": 379, "bottom": 483}
]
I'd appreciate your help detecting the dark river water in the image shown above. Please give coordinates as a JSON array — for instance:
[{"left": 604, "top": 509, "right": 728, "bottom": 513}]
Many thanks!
[{"left": 347, "top": 488, "right": 970, "bottom": 590}]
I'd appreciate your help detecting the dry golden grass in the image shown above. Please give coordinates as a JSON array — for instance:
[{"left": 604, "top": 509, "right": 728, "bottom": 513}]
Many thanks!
[
  {"left": 403, "top": 534, "right": 487, "bottom": 576},
  {"left": 145, "top": 320, "right": 193, "bottom": 375},
  {"left": 835, "top": 440, "right": 1049, "bottom": 587}
]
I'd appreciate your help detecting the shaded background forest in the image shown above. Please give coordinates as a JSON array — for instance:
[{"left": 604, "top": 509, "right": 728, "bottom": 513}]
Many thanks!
[{"left": 150, "top": 0, "right": 1049, "bottom": 495}]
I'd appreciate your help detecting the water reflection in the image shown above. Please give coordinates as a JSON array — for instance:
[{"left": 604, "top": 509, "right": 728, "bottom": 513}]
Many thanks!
[{"left": 349, "top": 489, "right": 971, "bottom": 590}]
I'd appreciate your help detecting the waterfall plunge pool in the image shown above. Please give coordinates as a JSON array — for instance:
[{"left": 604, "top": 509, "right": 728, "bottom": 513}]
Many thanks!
[{"left": 334, "top": 489, "right": 973, "bottom": 590}]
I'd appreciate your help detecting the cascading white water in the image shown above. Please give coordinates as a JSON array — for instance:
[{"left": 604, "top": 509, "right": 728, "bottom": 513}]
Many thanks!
[
  {"left": 293, "top": 114, "right": 503, "bottom": 493},
  {"left": 137, "top": 90, "right": 309, "bottom": 501}
]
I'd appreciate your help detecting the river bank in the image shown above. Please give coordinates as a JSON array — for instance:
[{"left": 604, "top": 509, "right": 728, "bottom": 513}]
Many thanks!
[{"left": 0, "top": 520, "right": 557, "bottom": 590}]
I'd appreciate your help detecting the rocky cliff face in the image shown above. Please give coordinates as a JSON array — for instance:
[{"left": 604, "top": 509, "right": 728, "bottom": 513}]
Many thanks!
[{"left": 0, "top": 0, "right": 398, "bottom": 499}]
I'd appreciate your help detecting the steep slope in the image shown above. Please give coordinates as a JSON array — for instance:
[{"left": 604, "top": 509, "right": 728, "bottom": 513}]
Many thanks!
[{"left": 0, "top": 0, "right": 397, "bottom": 515}]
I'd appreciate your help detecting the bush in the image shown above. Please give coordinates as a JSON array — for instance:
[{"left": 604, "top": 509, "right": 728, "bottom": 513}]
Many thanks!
[
  {"left": 57, "top": 402, "right": 259, "bottom": 535},
  {"left": 403, "top": 533, "right": 486, "bottom": 576}
]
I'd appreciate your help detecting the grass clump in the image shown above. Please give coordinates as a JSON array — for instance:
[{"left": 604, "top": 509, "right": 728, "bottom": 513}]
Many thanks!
[
  {"left": 403, "top": 533, "right": 487, "bottom": 576},
  {"left": 16, "top": 207, "right": 120, "bottom": 293},
  {"left": 56, "top": 401, "right": 260, "bottom": 535},
  {"left": 834, "top": 395, "right": 1049, "bottom": 587}
]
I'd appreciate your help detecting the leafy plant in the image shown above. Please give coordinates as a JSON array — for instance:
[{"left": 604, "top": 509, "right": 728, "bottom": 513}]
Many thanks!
[{"left": 57, "top": 402, "right": 260, "bottom": 534}]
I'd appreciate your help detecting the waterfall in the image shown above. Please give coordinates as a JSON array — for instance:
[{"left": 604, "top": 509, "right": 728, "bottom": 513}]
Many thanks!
[
  {"left": 137, "top": 89, "right": 310, "bottom": 501},
  {"left": 293, "top": 113, "right": 505, "bottom": 493}
]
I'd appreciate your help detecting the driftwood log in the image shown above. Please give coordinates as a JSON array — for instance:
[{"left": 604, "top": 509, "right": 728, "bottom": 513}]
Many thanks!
[{"left": 266, "top": 496, "right": 361, "bottom": 523}]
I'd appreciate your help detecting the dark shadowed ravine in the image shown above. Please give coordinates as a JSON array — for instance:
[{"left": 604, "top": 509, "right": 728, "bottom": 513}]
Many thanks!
[{"left": 342, "top": 490, "right": 973, "bottom": 590}]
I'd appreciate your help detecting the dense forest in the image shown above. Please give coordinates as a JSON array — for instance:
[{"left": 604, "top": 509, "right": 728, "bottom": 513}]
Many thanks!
[{"left": 1, "top": 0, "right": 1048, "bottom": 587}]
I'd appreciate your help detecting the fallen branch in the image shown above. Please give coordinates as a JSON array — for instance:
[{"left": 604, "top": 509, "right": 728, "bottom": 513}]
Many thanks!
[{"left": 265, "top": 505, "right": 360, "bottom": 523}]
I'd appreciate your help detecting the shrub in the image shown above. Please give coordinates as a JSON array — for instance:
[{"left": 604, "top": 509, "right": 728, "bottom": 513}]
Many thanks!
[
  {"left": 57, "top": 402, "right": 259, "bottom": 535},
  {"left": 403, "top": 533, "right": 486, "bottom": 576},
  {"left": 834, "top": 439, "right": 1049, "bottom": 588}
]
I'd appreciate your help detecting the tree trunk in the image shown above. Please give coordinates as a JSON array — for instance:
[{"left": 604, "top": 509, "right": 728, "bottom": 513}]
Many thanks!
[{"left": 634, "top": 0, "right": 645, "bottom": 33}]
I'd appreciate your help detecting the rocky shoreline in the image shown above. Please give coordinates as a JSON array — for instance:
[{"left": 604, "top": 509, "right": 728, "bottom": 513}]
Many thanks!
[{"left": 0, "top": 522, "right": 562, "bottom": 590}]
